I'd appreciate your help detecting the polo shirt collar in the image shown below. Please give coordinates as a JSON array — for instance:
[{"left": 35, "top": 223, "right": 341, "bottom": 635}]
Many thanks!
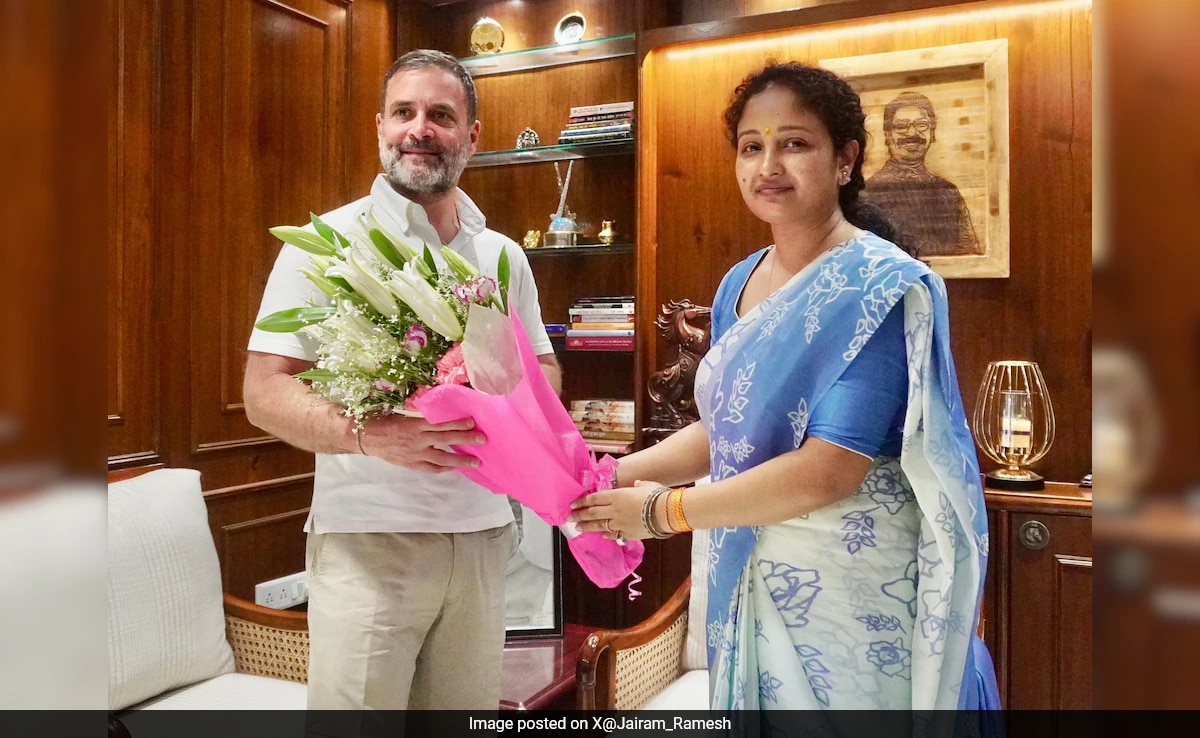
[{"left": 369, "top": 174, "right": 486, "bottom": 251}]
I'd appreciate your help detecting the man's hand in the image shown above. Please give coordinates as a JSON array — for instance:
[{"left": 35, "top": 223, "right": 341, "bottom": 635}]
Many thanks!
[{"left": 357, "top": 415, "right": 486, "bottom": 474}]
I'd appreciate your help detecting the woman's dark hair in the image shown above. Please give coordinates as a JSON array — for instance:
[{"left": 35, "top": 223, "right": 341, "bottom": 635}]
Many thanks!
[{"left": 723, "top": 62, "right": 910, "bottom": 254}]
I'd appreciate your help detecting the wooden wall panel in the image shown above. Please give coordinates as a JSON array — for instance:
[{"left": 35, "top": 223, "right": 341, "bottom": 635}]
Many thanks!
[
  {"left": 110, "top": 0, "right": 395, "bottom": 595},
  {"left": 638, "top": 0, "right": 1092, "bottom": 484},
  {"left": 204, "top": 474, "right": 314, "bottom": 597},
  {"left": 190, "top": 0, "right": 351, "bottom": 456},
  {"left": 108, "top": 0, "right": 161, "bottom": 467}
]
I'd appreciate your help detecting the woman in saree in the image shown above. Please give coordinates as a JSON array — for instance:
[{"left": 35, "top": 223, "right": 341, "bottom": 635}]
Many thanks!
[{"left": 570, "top": 63, "right": 999, "bottom": 715}]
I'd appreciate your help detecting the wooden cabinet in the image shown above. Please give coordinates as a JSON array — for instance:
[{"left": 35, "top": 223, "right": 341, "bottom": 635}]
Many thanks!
[{"left": 984, "top": 483, "right": 1092, "bottom": 709}]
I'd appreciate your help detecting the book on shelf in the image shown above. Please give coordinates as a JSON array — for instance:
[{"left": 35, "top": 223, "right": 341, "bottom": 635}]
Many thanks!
[
  {"left": 562, "top": 116, "right": 633, "bottom": 128},
  {"left": 566, "top": 328, "right": 634, "bottom": 338},
  {"left": 567, "top": 110, "right": 634, "bottom": 125},
  {"left": 568, "top": 101, "right": 634, "bottom": 117},
  {"left": 573, "top": 296, "right": 635, "bottom": 310},
  {"left": 569, "top": 409, "right": 635, "bottom": 423},
  {"left": 543, "top": 323, "right": 567, "bottom": 337},
  {"left": 569, "top": 311, "right": 635, "bottom": 323},
  {"left": 557, "top": 131, "right": 633, "bottom": 145},
  {"left": 570, "top": 399, "right": 634, "bottom": 413},
  {"left": 580, "top": 429, "right": 638, "bottom": 441},
  {"left": 558, "top": 125, "right": 633, "bottom": 136},
  {"left": 578, "top": 420, "right": 635, "bottom": 435},
  {"left": 566, "top": 335, "right": 635, "bottom": 351},
  {"left": 564, "top": 321, "right": 634, "bottom": 331},
  {"left": 559, "top": 123, "right": 633, "bottom": 136},
  {"left": 585, "top": 440, "right": 633, "bottom": 455}
]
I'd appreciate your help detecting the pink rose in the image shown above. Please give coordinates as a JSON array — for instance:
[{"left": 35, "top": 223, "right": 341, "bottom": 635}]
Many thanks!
[
  {"left": 434, "top": 343, "right": 469, "bottom": 386},
  {"left": 472, "top": 276, "right": 497, "bottom": 302},
  {"left": 405, "top": 324, "right": 429, "bottom": 354}
]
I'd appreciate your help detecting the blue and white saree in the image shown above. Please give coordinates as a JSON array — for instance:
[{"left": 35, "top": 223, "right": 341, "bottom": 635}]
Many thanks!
[{"left": 694, "top": 233, "right": 995, "bottom": 712}]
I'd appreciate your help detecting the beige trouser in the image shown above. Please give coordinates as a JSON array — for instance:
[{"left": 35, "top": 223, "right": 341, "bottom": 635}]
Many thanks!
[{"left": 305, "top": 525, "right": 514, "bottom": 710}]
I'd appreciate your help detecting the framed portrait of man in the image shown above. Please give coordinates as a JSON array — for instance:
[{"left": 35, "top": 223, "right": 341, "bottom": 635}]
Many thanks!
[{"left": 822, "top": 39, "right": 1010, "bottom": 278}]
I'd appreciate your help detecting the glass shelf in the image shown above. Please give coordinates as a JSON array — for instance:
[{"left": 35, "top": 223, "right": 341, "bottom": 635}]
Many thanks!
[
  {"left": 460, "top": 34, "right": 636, "bottom": 78},
  {"left": 467, "top": 140, "right": 633, "bottom": 169},
  {"left": 524, "top": 243, "right": 633, "bottom": 256}
]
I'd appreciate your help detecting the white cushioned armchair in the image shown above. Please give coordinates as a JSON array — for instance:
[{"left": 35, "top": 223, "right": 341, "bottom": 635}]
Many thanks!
[
  {"left": 107, "top": 468, "right": 309, "bottom": 712},
  {"left": 576, "top": 529, "right": 712, "bottom": 711}
]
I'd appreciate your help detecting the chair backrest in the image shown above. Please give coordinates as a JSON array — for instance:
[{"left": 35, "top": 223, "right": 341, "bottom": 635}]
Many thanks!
[
  {"left": 681, "top": 528, "right": 710, "bottom": 672},
  {"left": 107, "top": 468, "right": 234, "bottom": 709},
  {"left": 681, "top": 475, "right": 713, "bottom": 672}
]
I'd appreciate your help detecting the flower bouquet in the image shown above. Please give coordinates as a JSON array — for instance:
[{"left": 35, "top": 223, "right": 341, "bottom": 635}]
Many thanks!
[
  {"left": 254, "top": 208, "right": 507, "bottom": 423},
  {"left": 255, "top": 212, "right": 642, "bottom": 589}
]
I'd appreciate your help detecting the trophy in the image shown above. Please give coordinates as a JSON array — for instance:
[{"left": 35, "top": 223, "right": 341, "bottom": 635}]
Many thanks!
[{"left": 544, "top": 161, "right": 579, "bottom": 247}]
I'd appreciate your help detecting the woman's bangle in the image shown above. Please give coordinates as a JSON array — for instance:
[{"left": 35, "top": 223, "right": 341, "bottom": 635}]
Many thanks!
[
  {"left": 641, "top": 486, "right": 674, "bottom": 539},
  {"left": 666, "top": 487, "right": 693, "bottom": 533}
]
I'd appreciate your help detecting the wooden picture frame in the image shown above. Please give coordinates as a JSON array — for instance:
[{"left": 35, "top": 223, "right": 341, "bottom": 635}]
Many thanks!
[{"left": 821, "top": 39, "right": 1010, "bottom": 278}]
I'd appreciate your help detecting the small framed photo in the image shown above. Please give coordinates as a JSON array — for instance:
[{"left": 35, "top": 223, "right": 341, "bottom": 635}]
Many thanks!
[{"left": 821, "top": 39, "right": 1010, "bottom": 278}]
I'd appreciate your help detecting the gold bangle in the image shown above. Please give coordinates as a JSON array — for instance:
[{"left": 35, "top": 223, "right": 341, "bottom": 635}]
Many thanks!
[{"left": 668, "top": 487, "right": 693, "bottom": 533}]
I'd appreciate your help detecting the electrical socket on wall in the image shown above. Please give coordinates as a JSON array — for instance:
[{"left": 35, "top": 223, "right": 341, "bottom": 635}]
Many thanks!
[{"left": 254, "top": 571, "right": 308, "bottom": 609}]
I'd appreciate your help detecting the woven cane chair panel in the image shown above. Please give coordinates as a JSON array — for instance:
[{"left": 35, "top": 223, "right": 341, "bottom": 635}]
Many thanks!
[
  {"left": 612, "top": 611, "right": 687, "bottom": 710},
  {"left": 225, "top": 616, "right": 310, "bottom": 684}
]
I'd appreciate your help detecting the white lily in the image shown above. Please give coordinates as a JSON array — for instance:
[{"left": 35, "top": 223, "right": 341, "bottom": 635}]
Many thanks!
[
  {"left": 439, "top": 246, "right": 481, "bottom": 283},
  {"left": 326, "top": 246, "right": 400, "bottom": 318},
  {"left": 388, "top": 263, "right": 463, "bottom": 341}
]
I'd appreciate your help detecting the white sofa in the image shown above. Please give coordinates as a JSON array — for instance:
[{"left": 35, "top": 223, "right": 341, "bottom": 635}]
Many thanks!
[{"left": 107, "top": 468, "right": 309, "bottom": 712}]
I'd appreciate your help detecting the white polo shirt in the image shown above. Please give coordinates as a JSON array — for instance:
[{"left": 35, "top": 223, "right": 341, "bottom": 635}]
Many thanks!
[{"left": 248, "top": 175, "right": 553, "bottom": 534}]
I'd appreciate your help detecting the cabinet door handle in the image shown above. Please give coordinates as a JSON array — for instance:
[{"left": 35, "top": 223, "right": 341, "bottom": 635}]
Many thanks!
[{"left": 1018, "top": 520, "right": 1050, "bottom": 550}]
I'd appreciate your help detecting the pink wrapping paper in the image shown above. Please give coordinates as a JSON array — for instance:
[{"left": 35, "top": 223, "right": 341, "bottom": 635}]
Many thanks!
[{"left": 411, "top": 313, "right": 643, "bottom": 589}]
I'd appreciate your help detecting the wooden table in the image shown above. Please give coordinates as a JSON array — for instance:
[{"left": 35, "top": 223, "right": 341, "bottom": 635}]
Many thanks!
[{"left": 499, "top": 624, "right": 592, "bottom": 710}]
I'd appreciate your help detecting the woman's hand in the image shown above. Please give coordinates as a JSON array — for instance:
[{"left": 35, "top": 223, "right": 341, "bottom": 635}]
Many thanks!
[{"left": 569, "top": 481, "right": 662, "bottom": 542}]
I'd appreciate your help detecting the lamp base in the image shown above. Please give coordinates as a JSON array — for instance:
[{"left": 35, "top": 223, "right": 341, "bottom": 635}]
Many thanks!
[{"left": 984, "top": 469, "right": 1046, "bottom": 492}]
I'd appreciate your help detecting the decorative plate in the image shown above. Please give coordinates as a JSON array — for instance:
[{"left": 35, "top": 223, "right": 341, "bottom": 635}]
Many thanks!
[
  {"left": 554, "top": 12, "right": 586, "bottom": 45},
  {"left": 469, "top": 17, "right": 505, "bottom": 55}
]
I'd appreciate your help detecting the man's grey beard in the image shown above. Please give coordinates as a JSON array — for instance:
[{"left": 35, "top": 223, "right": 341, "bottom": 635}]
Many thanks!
[{"left": 379, "top": 139, "right": 472, "bottom": 199}]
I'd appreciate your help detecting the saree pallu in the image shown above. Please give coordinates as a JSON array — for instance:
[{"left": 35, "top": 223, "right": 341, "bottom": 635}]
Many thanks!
[{"left": 694, "top": 234, "right": 990, "bottom": 712}]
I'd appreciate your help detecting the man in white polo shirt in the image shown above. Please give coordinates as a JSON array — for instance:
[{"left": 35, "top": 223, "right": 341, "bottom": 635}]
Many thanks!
[{"left": 243, "top": 49, "right": 560, "bottom": 711}]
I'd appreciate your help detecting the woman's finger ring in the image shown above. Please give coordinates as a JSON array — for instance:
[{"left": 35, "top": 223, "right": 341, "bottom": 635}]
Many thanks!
[
  {"left": 615, "top": 533, "right": 627, "bottom": 546},
  {"left": 603, "top": 519, "right": 612, "bottom": 532}
]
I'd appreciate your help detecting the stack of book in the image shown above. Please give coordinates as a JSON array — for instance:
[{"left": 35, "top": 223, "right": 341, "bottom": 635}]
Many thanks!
[
  {"left": 566, "top": 295, "right": 635, "bottom": 351},
  {"left": 557, "top": 101, "right": 634, "bottom": 146},
  {"left": 570, "top": 399, "right": 635, "bottom": 455}
]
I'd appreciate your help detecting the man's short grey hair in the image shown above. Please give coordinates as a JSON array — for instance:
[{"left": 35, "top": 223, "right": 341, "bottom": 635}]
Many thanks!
[{"left": 379, "top": 49, "right": 478, "bottom": 122}]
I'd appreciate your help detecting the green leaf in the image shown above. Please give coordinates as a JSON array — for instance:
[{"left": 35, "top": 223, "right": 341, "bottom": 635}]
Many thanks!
[
  {"left": 254, "top": 306, "right": 336, "bottom": 332},
  {"left": 497, "top": 248, "right": 511, "bottom": 293},
  {"left": 497, "top": 248, "right": 511, "bottom": 313},
  {"left": 268, "top": 225, "right": 337, "bottom": 256},
  {"left": 294, "top": 368, "right": 339, "bottom": 382},
  {"left": 309, "top": 213, "right": 338, "bottom": 249},
  {"left": 369, "top": 228, "right": 407, "bottom": 269},
  {"left": 422, "top": 244, "right": 438, "bottom": 275}
]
